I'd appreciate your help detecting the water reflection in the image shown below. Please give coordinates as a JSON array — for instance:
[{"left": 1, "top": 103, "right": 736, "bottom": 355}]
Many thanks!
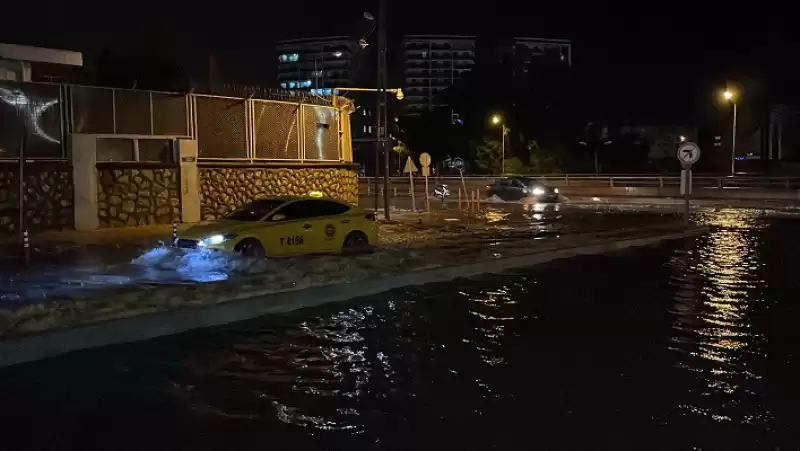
[
  {"left": 3, "top": 210, "right": 798, "bottom": 449},
  {"left": 668, "top": 209, "right": 770, "bottom": 425}
]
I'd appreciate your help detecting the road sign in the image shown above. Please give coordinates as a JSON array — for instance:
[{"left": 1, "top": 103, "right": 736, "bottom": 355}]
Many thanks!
[
  {"left": 677, "top": 142, "right": 701, "bottom": 166},
  {"left": 418, "top": 152, "right": 432, "bottom": 210},
  {"left": 403, "top": 156, "right": 418, "bottom": 174},
  {"left": 419, "top": 152, "right": 431, "bottom": 167},
  {"left": 452, "top": 157, "right": 465, "bottom": 170},
  {"left": 419, "top": 152, "right": 431, "bottom": 177},
  {"left": 677, "top": 142, "right": 700, "bottom": 224}
]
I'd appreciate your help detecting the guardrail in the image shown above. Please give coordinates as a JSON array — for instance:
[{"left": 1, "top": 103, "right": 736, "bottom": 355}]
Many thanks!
[{"left": 359, "top": 175, "right": 800, "bottom": 190}]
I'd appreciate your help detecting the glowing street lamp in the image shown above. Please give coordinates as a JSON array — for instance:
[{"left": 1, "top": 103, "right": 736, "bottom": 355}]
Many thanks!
[
  {"left": 722, "top": 89, "right": 738, "bottom": 176},
  {"left": 491, "top": 114, "right": 508, "bottom": 174}
]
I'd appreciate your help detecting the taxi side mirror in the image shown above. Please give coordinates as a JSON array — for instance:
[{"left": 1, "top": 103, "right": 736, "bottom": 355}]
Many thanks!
[{"left": 271, "top": 213, "right": 287, "bottom": 221}]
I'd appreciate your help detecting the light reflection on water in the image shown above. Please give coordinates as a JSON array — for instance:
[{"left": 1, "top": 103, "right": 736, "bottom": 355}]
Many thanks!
[
  {"left": 669, "top": 210, "right": 771, "bottom": 427},
  {"left": 2, "top": 210, "right": 800, "bottom": 449}
]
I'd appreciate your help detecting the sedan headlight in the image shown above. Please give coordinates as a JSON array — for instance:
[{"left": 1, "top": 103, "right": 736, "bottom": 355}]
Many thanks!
[
  {"left": 532, "top": 187, "right": 545, "bottom": 196},
  {"left": 199, "top": 233, "right": 237, "bottom": 247}
]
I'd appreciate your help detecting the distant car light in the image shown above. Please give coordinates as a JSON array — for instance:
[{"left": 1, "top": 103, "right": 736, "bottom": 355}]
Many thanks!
[{"left": 532, "top": 187, "right": 545, "bottom": 196}]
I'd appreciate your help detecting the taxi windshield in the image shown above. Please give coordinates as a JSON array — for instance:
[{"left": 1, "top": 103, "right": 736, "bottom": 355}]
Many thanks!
[{"left": 225, "top": 199, "right": 286, "bottom": 221}]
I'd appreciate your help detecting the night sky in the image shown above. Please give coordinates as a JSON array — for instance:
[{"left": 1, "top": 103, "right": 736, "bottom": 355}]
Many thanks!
[{"left": 1, "top": 1, "right": 794, "bottom": 110}]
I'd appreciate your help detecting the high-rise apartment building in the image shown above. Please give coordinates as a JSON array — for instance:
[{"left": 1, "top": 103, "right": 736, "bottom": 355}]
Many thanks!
[
  {"left": 512, "top": 37, "right": 572, "bottom": 71},
  {"left": 402, "top": 35, "right": 476, "bottom": 115},
  {"left": 275, "top": 37, "right": 359, "bottom": 95}
]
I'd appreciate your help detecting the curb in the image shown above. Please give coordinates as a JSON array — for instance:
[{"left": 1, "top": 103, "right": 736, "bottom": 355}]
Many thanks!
[{"left": 0, "top": 227, "right": 707, "bottom": 368}]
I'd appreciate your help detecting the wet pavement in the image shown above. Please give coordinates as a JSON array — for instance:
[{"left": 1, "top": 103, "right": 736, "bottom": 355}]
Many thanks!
[
  {"left": 0, "top": 206, "right": 681, "bottom": 307},
  {"left": 0, "top": 209, "right": 797, "bottom": 450}
]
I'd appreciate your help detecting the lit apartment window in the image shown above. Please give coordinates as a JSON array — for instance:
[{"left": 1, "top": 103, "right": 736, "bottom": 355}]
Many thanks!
[
  {"left": 279, "top": 53, "right": 299, "bottom": 63},
  {"left": 363, "top": 125, "right": 367, "bottom": 133},
  {"left": 368, "top": 126, "right": 373, "bottom": 134}
]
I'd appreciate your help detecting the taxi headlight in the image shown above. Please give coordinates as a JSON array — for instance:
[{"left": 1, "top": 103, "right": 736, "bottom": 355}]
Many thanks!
[
  {"left": 532, "top": 187, "right": 545, "bottom": 196},
  {"left": 199, "top": 233, "right": 237, "bottom": 247}
]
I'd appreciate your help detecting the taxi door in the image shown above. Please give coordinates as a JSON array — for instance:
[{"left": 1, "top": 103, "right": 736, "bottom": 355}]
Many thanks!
[
  {"left": 260, "top": 201, "right": 315, "bottom": 256},
  {"left": 304, "top": 200, "right": 352, "bottom": 252}
]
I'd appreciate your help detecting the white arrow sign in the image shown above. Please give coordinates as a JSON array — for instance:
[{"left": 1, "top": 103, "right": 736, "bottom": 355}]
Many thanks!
[{"left": 677, "top": 142, "right": 701, "bottom": 166}]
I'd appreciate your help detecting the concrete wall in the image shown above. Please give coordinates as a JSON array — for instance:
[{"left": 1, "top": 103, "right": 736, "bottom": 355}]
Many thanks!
[
  {"left": 199, "top": 166, "right": 359, "bottom": 221},
  {"left": 97, "top": 166, "right": 180, "bottom": 228},
  {"left": 0, "top": 162, "right": 73, "bottom": 233}
]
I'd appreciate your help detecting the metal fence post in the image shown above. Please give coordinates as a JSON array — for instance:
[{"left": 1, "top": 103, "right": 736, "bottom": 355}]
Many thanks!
[
  {"left": 609, "top": 177, "right": 615, "bottom": 188},
  {"left": 111, "top": 88, "right": 117, "bottom": 134}
]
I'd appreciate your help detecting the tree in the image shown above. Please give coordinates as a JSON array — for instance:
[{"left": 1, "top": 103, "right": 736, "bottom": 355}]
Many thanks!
[
  {"left": 474, "top": 138, "right": 503, "bottom": 174},
  {"left": 502, "top": 157, "right": 527, "bottom": 174},
  {"left": 392, "top": 140, "right": 409, "bottom": 174},
  {"left": 526, "top": 140, "right": 563, "bottom": 174}
]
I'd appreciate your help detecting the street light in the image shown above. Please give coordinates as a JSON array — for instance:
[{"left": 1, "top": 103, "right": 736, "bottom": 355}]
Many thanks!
[
  {"left": 723, "top": 89, "right": 738, "bottom": 176},
  {"left": 332, "top": 87, "right": 403, "bottom": 218},
  {"left": 490, "top": 114, "right": 508, "bottom": 174},
  {"left": 331, "top": 87, "right": 403, "bottom": 107}
]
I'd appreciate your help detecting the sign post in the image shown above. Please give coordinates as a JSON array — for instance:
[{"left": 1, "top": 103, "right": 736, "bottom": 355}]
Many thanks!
[
  {"left": 677, "top": 142, "right": 701, "bottom": 224},
  {"left": 451, "top": 157, "right": 468, "bottom": 206},
  {"left": 403, "top": 156, "right": 419, "bottom": 212},
  {"left": 419, "top": 152, "right": 432, "bottom": 212}
]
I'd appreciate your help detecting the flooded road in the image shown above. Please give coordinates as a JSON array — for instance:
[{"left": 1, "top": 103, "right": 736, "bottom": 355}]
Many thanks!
[{"left": 0, "top": 210, "right": 798, "bottom": 450}]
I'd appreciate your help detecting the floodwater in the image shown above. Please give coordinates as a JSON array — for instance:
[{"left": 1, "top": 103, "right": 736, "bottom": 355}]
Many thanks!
[{"left": 0, "top": 210, "right": 799, "bottom": 450}]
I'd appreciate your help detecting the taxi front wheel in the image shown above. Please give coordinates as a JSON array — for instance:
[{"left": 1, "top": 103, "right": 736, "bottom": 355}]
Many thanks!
[{"left": 235, "top": 238, "right": 266, "bottom": 258}]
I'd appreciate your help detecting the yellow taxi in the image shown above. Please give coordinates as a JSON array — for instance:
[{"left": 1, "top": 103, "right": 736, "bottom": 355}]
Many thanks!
[{"left": 175, "top": 196, "right": 377, "bottom": 257}]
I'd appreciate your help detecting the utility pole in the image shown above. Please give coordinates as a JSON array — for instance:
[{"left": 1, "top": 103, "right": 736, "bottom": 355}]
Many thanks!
[
  {"left": 730, "top": 102, "right": 737, "bottom": 176},
  {"left": 377, "top": 0, "right": 390, "bottom": 220}
]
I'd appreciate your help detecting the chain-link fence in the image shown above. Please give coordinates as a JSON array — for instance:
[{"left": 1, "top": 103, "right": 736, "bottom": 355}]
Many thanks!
[
  {"left": 194, "top": 95, "right": 340, "bottom": 162},
  {"left": 252, "top": 100, "right": 300, "bottom": 160},
  {"left": 302, "top": 104, "right": 340, "bottom": 161},
  {"left": 194, "top": 95, "right": 248, "bottom": 159},
  {"left": 0, "top": 82, "right": 344, "bottom": 162}
]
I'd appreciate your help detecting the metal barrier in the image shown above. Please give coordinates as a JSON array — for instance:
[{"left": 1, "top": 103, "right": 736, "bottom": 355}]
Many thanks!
[{"left": 359, "top": 175, "right": 800, "bottom": 190}]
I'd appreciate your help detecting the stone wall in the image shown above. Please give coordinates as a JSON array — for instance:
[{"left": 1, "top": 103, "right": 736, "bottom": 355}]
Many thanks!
[
  {"left": 0, "top": 163, "right": 73, "bottom": 234},
  {"left": 199, "top": 167, "right": 358, "bottom": 220},
  {"left": 97, "top": 167, "right": 180, "bottom": 228}
]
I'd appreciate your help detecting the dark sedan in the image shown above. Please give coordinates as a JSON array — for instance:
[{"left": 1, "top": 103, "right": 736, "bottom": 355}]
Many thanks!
[{"left": 485, "top": 177, "right": 559, "bottom": 202}]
